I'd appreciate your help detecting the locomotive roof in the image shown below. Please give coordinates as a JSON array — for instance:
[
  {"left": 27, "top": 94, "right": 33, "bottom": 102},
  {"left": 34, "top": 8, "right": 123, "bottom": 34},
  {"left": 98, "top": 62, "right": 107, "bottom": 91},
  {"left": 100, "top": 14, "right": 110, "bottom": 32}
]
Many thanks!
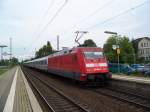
[
  {"left": 76, "top": 47, "right": 103, "bottom": 50},
  {"left": 24, "top": 47, "right": 102, "bottom": 63}
]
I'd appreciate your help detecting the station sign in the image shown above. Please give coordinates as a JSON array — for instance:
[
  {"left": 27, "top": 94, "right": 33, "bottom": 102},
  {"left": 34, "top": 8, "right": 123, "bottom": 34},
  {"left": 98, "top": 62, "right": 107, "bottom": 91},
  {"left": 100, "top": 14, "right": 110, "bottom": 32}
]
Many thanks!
[
  {"left": 116, "top": 48, "right": 120, "bottom": 55},
  {"left": 112, "top": 45, "right": 119, "bottom": 50}
]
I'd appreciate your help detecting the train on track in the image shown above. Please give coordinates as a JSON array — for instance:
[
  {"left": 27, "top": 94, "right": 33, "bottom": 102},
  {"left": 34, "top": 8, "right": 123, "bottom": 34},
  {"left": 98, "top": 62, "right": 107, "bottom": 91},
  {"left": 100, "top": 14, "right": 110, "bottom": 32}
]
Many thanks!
[{"left": 24, "top": 47, "right": 111, "bottom": 84}]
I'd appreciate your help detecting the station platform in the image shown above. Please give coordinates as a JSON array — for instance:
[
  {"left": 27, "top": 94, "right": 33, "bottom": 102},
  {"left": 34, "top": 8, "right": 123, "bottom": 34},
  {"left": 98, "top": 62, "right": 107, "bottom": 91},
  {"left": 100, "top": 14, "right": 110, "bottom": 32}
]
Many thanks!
[
  {"left": 112, "top": 74, "right": 150, "bottom": 84},
  {"left": 0, "top": 66, "right": 43, "bottom": 112}
]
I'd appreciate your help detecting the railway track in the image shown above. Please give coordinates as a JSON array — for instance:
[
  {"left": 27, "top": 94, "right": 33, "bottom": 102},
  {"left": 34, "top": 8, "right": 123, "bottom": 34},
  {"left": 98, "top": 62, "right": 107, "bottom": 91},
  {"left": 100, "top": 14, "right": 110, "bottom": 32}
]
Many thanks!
[
  {"left": 93, "top": 86, "right": 150, "bottom": 111},
  {"left": 22, "top": 67, "right": 150, "bottom": 112},
  {"left": 23, "top": 68, "right": 89, "bottom": 112},
  {"left": 107, "top": 86, "right": 150, "bottom": 101}
]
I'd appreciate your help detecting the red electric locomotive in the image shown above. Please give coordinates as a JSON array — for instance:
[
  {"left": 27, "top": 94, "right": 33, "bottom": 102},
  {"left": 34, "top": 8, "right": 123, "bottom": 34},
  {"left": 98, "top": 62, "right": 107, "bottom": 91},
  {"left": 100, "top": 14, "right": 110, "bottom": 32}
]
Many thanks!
[{"left": 24, "top": 47, "right": 111, "bottom": 83}]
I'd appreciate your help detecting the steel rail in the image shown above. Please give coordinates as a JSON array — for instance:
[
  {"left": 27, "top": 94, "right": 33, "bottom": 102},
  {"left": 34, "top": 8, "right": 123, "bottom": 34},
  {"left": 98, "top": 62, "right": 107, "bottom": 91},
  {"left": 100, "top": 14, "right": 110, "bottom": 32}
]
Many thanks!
[
  {"left": 93, "top": 88, "right": 150, "bottom": 110},
  {"left": 23, "top": 68, "right": 89, "bottom": 112},
  {"left": 24, "top": 70, "right": 56, "bottom": 112},
  {"left": 31, "top": 72, "right": 89, "bottom": 112},
  {"left": 106, "top": 86, "right": 150, "bottom": 101}
]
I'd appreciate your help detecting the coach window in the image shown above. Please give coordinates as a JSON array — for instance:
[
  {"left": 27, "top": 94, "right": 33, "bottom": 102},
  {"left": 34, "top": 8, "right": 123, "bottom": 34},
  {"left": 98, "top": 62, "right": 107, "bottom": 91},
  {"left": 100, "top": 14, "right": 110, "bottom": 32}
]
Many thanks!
[{"left": 45, "top": 60, "right": 47, "bottom": 64}]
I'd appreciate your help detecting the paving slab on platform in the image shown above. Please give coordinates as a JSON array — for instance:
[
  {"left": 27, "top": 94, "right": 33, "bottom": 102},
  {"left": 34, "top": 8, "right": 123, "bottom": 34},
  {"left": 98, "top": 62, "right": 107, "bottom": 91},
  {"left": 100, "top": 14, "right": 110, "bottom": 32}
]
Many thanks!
[
  {"left": 0, "top": 67, "right": 16, "bottom": 112},
  {"left": 13, "top": 67, "right": 43, "bottom": 112},
  {"left": 0, "top": 66, "right": 43, "bottom": 112},
  {"left": 13, "top": 67, "right": 32, "bottom": 112}
]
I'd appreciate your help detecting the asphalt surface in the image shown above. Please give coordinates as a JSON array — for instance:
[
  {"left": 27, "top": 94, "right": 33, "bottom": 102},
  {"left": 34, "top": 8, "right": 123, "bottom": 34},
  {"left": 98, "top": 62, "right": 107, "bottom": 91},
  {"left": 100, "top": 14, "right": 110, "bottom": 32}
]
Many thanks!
[{"left": 0, "top": 67, "right": 17, "bottom": 112}]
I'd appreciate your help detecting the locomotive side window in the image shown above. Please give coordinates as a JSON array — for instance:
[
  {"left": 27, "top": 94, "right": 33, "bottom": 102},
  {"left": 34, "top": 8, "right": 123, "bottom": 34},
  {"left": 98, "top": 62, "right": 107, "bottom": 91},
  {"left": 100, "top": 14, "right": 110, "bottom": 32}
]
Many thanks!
[{"left": 84, "top": 51, "right": 103, "bottom": 58}]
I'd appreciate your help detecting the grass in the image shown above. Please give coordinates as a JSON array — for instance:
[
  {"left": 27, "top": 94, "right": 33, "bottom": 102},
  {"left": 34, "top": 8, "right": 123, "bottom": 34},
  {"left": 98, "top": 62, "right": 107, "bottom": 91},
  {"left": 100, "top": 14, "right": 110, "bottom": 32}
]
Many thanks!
[
  {"left": 0, "top": 68, "right": 8, "bottom": 75},
  {"left": 0, "top": 65, "right": 16, "bottom": 76}
]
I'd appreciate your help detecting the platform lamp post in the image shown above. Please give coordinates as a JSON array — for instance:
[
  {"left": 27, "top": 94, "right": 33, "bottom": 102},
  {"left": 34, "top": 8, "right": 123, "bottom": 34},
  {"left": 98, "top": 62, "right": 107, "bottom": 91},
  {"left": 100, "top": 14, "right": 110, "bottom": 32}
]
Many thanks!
[
  {"left": 104, "top": 31, "right": 120, "bottom": 73},
  {"left": 0, "top": 45, "right": 8, "bottom": 61}
]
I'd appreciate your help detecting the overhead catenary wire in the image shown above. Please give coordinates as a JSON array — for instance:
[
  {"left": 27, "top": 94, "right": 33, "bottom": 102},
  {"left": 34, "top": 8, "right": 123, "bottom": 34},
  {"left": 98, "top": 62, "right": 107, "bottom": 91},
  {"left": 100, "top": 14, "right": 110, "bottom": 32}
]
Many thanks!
[
  {"left": 57, "top": 0, "right": 115, "bottom": 46},
  {"left": 27, "top": 0, "right": 68, "bottom": 56},
  {"left": 26, "top": 0, "right": 116, "bottom": 57},
  {"left": 32, "top": 0, "right": 55, "bottom": 38},
  {"left": 59, "top": 0, "right": 150, "bottom": 51},
  {"left": 26, "top": 0, "right": 150, "bottom": 58},
  {"left": 86, "top": 0, "right": 150, "bottom": 30},
  {"left": 34, "top": 0, "right": 68, "bottom": 40},
  {"left": 73, "top": 0, "right": 114, "bottom": 28},
  {"left": 26, "top": 0, "right": 54, "bottom": 57},
  {"left": 63, "top": 0, "right": 115, "bottom": 34}
]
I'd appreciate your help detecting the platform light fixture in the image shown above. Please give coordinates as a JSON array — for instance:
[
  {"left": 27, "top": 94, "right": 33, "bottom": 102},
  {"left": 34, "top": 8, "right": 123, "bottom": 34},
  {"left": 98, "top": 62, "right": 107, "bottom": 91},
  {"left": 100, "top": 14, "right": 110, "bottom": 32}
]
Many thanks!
[
  {"left": 0, "top": 45, "right": 8, "bottom": 60},
  {"left": 104, "top": 31, "right": 120, "bottom": 73}
]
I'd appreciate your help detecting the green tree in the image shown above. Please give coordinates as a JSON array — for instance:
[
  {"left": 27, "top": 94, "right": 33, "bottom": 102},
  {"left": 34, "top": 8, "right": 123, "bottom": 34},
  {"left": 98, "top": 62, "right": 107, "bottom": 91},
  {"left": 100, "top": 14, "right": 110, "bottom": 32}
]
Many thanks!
[
  {"left": 119, "top": 37, "right": 135, "bottom": 63},
  {"left": 103, "top": 35, "right": 119, "bottom": 63},
  {"left": 0, "top": 59, "right": 9, "bottom": 66},
  {"left": 80, "top": 39, "right": 97, "bottom": 47},
  {"left": 10, "top": 57, "right": 19, "bottom": 65},
  {"left": 104, "top": 35, "right": 135, "bottom": 64},
  {"left": 46, "top": 41, "right": 53, "bottom": 55},
  {"left": 35, "top": 41, "right": 54, "bottom": 58}
]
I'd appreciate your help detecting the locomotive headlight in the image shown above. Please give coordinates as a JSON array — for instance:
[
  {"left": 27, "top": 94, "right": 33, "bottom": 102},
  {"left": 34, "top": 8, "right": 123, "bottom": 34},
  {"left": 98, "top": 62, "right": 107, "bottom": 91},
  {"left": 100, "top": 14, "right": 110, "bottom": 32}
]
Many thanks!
[
  {"left": 98, "top": 63, "right": 107, "bottom": 67},
  {"left": 86, "top": 63, "right": 94, "bottom": 67},
  {"left": 81, "top": 74, "right": 86, "bottom": 76}
]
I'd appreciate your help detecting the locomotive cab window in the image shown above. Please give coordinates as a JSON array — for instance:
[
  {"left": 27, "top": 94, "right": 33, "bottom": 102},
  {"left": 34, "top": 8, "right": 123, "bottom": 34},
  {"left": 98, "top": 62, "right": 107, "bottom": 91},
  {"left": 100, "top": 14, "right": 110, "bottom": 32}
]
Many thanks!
[{"left": 84, "top": 51, "right": 103, "bottom": 58}]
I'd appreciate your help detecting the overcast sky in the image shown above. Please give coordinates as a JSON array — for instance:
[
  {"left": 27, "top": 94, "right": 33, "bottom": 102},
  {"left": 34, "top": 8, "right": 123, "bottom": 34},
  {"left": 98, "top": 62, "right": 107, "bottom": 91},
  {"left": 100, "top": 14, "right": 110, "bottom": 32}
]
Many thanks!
[{"left": 0, "top": 0, "right": 150, "bottom": 60}]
